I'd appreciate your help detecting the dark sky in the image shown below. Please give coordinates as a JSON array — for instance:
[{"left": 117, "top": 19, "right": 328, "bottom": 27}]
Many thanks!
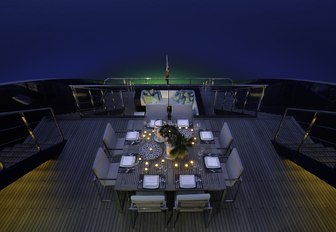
[{"left": 1, "top": 0, "right": 336, "bottom": 84}]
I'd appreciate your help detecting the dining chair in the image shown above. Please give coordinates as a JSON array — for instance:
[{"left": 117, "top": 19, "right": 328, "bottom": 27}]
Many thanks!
[
  {"left": 173, "top": 193, "right": 212, "bottom": 228},
  {"left": 92, "top": 147, "right": 119, "bottom": 202},
  {"left": 171, "top": 103, "right": 193, "bottom": 123},
  {"left": 215, "top": 122, "right": 234, "bottom": 157},
  {"left": 102, "top": 123, "right": 124, "bottom": 157},
  {"left": 222, "top": 148, "right": 244, "bottom": 202},
  {"left": 145, "top": 103, "right": 168, "bottom": 120},
  {"left": 129, "top": 194, "right": 168, "bottom": 229}
]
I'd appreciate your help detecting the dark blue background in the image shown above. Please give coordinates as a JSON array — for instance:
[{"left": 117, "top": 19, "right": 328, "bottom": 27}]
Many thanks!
[{"left": 1, "top": 0, "right": 335, "bottom": 83}]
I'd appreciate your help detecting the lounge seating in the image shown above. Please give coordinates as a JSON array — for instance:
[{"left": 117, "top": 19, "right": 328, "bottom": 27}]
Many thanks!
[
  {"left": 129, "top": 194, "right": 168, "bottom": 229},
  {"left": 222, "top": 148, "right": 244, "bottom": 202},
  {"left": 92, "top": 147, "right": 119, "bottom": 201},
  {"left": 173, "top": 193, "right": 212, "bottom": 228},
  {"left": 102, "top": 123, "right": 124, "bottom": 157}
]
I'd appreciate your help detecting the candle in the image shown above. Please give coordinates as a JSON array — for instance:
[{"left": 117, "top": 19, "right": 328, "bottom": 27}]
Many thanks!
[
  {"left": 191, "top": 142, "right": 195, "bottom": 145},
  {"left": 190, "top": 160, "right": 194, "bottom": 166},
  {"left": 149, "top": 147, "right": 153, "bottom": 152},
  {"left": 152, "top": 130, "right": 155, "bottom": 133},
  {"left": 161, "top": 159, "right": 165, "bottom": 163},
  {"left": 178, "top": 127, "right": 182, "bottom": 129},
  {"left": 193, "top": 137, "right": 197, "bottom": 140},
  {"left": 155, "top": 163, "right": 159, "bottom": 168},
  {"left": 174, "top": 163, "right": 178, "bottom": 168},
  {"left": 144, "top": 130, "right": 147, "bottom": 134},
  {"left": 185, "top": 127, "right": 188, "bottom": 129},
  {"left": 142, "top": 134, "right": 146, "bottom": 138},
  {"left": 144, "top": 167, "right": 149, "bottom": 172},
  {"left": 145, "top": 161, "right": 149, "bottom": 166},
  {"left": 147, "top": 137, "right": 150, "bottom": 140},
  {"left": 138, "top": 157, "right": 142, "bottom": 161},
  {"left": 184, "top": 163, "right": 189, "bottom": 168},
  {"left": 191, "top": 129, "right": 194, "bottom": 132},
  {"left": 148, "top": 133, "right": 152, "bottom": 136}
]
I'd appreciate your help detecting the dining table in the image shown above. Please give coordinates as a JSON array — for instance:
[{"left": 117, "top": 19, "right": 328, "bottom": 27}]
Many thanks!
[{"left": 115, "top": 119, "right": 227, "bottom": 210}]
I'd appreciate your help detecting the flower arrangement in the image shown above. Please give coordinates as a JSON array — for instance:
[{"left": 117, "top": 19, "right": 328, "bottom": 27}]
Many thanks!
[{"left": 159, "top": 124, "right": 193, "bottom": 159}]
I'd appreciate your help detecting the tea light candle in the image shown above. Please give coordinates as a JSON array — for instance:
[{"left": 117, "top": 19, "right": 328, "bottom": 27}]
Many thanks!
[
  {"left": 190, "top": 160, "right": 194, "bottom": 166},
  {"left": 193, "top": 137, "right": 197, "bottom": 140},
  {"left": 144, "top": 167, "right": 149, "bottom": 172},
  {"left": 184, "top": 163, "right": 189, "bottom": 168},
  {"left": 161, "top": 159, "right": 165, "bottom": 163},
  {"left": 178, "top": 127, "right": 182, "bottom": 129},
  {"left": 144, "top": 130, "right": 147, "bottom": 134},
  {"left": 174, "top": 163, "right": 178, "bottom": 168},
  {"left": 152, "top": 130, "right": 155, "bottom": 133},
  {"left": 148, "top": 133, "right": 151, "bottom": 136},
  {"left": 155, "top": 163, "right": 159, "bottom": 168},
  {"left": 185, "top": 127, "right": 188, "bottom": 129},
  {"left": 147, "top": 137, "right": 150, "bottom": 140},
  {"left": 138, "top": 157, "right": 142, "bottom": 161},
  {"left": 142, "top": 134, "right": 146, "bottom": 138},
  {"left": 191, "top": 128, "right": 194, "bottom": 132},
  {"left": 145, "top": 161, "right": 149, "bottom": 166},
  {"left": 191, "top": 142, "right": 195, "bottom": 145},
  {"left": 149, "top": 147, "right": 153, "bottom": 152}
]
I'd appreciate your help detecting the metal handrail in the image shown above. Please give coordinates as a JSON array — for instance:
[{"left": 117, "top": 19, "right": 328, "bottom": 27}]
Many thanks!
[
  {"left": 0, "top": 107, "right": 64, "bottom": 151},
  {"left": 274, "top": 107, "right": 336, "bottom": 151}
]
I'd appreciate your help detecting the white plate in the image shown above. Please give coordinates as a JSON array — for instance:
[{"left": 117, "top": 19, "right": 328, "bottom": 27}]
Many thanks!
[
  {"left": 126, "top": 131, "right": 139, "bottom": 141},
  {"left": 177, "top": 119, "right": 189, "bottom": 127},
  {"left": 204, "top": 156, "right": 220, "bottom": 169},
  {"left": 200, "top": 131, "right": 214, "bottom": 141},
  {"left": 143, "top": 175, "right": 160, "bottom": 189},
  {"left": 120, "top": 156, "right": 136, "bottom": 167},
  {"left": 179, "top": 175, "right": 196, "bottom": 188},
  {"left": 154, "top": 120, "right": 163, "bottom": 127}
]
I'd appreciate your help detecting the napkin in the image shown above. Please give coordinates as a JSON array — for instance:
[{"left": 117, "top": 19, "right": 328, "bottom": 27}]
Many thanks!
[
  {"left": 120, "top": 156, "right": 136, "bottom": 167},
  {"left": 143, "top": 175, "right": 160, "bottom": 189},
  {"left": 126, "top": 131, "right": 139, "bottom": 141},
  {"left": 148, "top": 120, "right": 156, "bottom": 128},
  {"left": 179, "top": 175, "right": 196, "bottom": 188},
  {"left": 154, "top": 120, "right": 163, "bottom": 127},
  {"left": 200, "top": 131, "right": 214, "bottom": 141},
  {"left": 204, "top": 156, "right": 220, "bottom": 169},
  {"left": 177, "top": 119, "right": 189, "bottom": 127}
]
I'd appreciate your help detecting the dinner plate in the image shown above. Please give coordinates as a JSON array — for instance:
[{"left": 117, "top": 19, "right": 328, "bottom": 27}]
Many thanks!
[
  {"left": 179, "top": 175, "right": 196, "bottom": 188},
  {"left": 204, "top": 156, "right": 221, "bottom": 169},
  {"left": 143, "top": 175, "right": 160, "bottom": 189},
  {"left": 120, "top": 156, "right": 136, "bottom": 167},
  {"left": 177, "top": 119, "right": 189, "bottom": 127},
  {"left": 200, "top": 131, "right": 214, "bottom": 141},
  {"left": 126, "top": 131, "right": 140, "bottom": 141}
]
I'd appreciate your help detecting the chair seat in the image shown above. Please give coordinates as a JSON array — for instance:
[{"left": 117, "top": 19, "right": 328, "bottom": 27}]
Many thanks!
[{"left": 100, "top": 163, "right": 119, "bottom": 186}]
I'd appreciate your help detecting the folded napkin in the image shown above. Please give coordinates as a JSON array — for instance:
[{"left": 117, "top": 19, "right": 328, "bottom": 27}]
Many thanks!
[
  {"left": 126, "top": 131, "right": 139, "bottom": 141},
  {"left": 154, "top": 120, "right": 163, "bottom": 127},
  {"left": 143, "top": 175, "right": 159, "bottom": 189},
  {"left": 204, "top": 156, "right": 220, "bottom": 169},
  {"left": 120, "top": 156, "right": 136, "bottom": 167},
  {"left": 177, "top": 119, "right": 189, "bottom": 127},
  {"left": 179, "top": 175, "right": 196, "bottom": 188},
  {"left": 148, "top": 120, "right": 156, "bottom": 128},
  {"left": 200, "top": 131, "right": 214, "bottom": 141}
]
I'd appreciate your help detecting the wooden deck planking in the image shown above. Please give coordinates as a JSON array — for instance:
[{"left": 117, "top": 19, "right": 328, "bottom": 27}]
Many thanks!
[{"left": 0, "top": 115, "right": 336, "bottom": 231}]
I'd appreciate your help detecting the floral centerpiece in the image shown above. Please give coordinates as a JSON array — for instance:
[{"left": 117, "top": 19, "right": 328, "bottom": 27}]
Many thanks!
[{"left": 159, "top": 124, "right": 193, "bottom": 160}]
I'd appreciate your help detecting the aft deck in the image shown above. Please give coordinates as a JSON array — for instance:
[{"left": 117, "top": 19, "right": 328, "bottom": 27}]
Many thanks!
[{"left": 0, "top": 114, "right": 336, "bottom": 231}]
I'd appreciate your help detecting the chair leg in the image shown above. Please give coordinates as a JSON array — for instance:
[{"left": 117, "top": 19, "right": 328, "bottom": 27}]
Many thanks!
[
  {"left": 205, "top": 209, "right": 213, "bottom": 228},
  {"left": 173, "top": 211, "right": 180, "bottom": 228},
  {"left": 94, "top": 179, "right": 111, "bottom": 202},
  {"left": 225, "top": 179, "right": 242, "bottom": 202},
  {"left": 132, "top": 211, "right": 139, "bottom": 229}
]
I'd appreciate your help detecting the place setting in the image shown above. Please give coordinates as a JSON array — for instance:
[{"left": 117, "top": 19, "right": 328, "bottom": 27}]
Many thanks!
[
  {"left": 137, "top": 174, "right": 166, "bottom": 190},
  {"left": 124, "top": 130, "right": 141, "bottom": 145},
  {"left": 118, "top": 153, "right": 138, "bottom": 173},
  {"left": 175, "top": 174, "right": 203, "bottom": 189},
  {"left": 199, "top": 130, "right": 215, "bottom": 144},
  {"left": 203, "top": 153, "right": 222, "bottom": 173}
]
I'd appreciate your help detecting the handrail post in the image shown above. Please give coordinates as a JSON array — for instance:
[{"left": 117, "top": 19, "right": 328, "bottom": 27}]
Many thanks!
[
  {"left": 100, "top": 90, "right": 107, "bottom": 110},
  {"left": 242, "top": 88, "right": 250, "bottom": 113},
  {"left": 298, "top": 112, "right": 319, "bottom": 152},
  {"left": 256, "top": 86, "right": 266, "bottom": 117},
  {"left": 274, "top": 108, "right": 289, "bottom": 141},
  {"left": 71, "top": 87, "right": 81, "bottom": 112},
  {"left": 49, "top": 108, "right": 65, "bottom": 142},
  {"left": 88, "top": 89, "right": 95, "bottom": 112},
  {"left": 19, "top": 112, "right": 41, "bottom": 151}
]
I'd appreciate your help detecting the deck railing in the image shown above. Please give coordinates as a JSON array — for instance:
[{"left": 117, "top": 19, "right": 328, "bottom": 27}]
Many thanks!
[
  {"left": 0, "top": 107, "right": 64, "bottom": 151},
  {"left": 274, "top": 107, "right": 336, "bottom": 151}
]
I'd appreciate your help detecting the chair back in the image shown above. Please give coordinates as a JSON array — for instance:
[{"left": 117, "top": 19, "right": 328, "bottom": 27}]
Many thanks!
[
  {"left": 103, "top": 123, "right": 117, "bottom": 149},
  {"left": 219, "top": 122, "right": 233, "bottom": 149},
  {"left": 145, "top": 103, "right": 168, "bottom": 120},
  {"left": 175, "top": 194, "right": 211, "bottom": 212},
  {"left": 92, "top": 147, "right": 114, "bottom": 186},
  {"left": 171, "top": 103, "right": 193, "bottom": 122},
  {"left": 225, "top": 148, "right": 244, "bottom": 186},
  {"left": 130, "top": 195, "right": 167, "bottom": 213}
]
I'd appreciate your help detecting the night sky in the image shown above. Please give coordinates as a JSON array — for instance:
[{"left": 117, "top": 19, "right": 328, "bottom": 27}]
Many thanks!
[{"left": 1, "top": 0, "right": 336, "bottom": 84}]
